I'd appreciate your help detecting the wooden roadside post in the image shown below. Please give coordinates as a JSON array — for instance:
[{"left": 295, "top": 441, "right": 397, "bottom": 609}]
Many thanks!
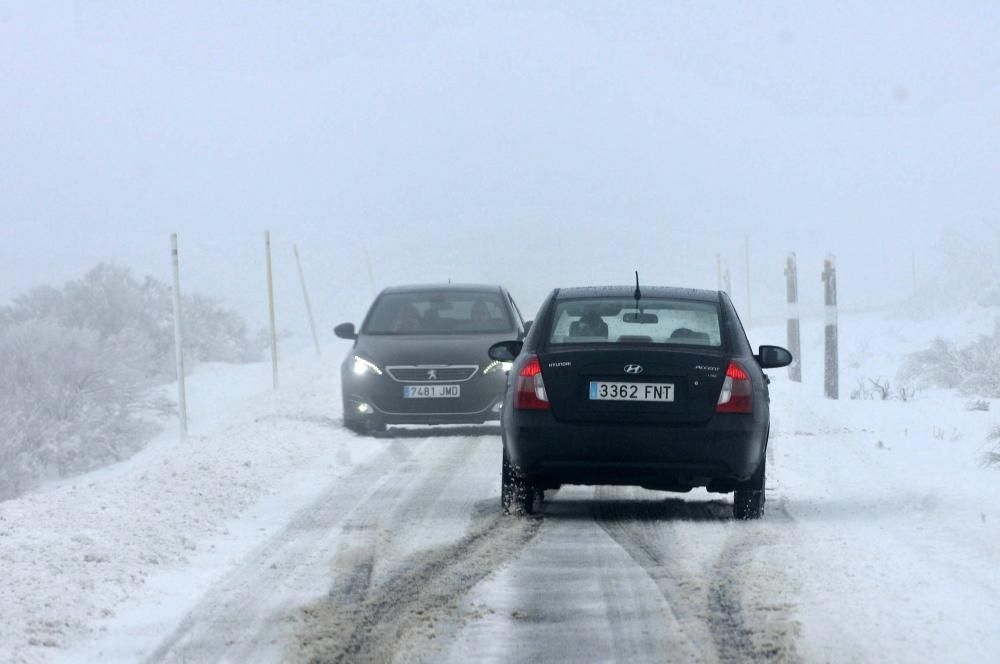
[
  {"left": 744, "top": 236, "right": 752, "bottom": 328},
  {"left": 266, "top": 231, "right": 279, "bottom": 390},
  {"left": 170, "top": 233, "right": 188, "bottom": 438},
  {"left": 785, "top": 252, "right": 802, "bottom": 382},
  {"left": 294, "top": 244, "right": 321, "bottom": 357},
  {"left": 822, "top": 255, "right": 839, "bottom": 399}
]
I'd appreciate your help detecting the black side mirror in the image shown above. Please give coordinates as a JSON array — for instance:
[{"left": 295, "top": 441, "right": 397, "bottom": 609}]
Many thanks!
[
  {"left": 334, "top": 322, "right": 357, "bottom": 340},
  {"left": 489, "top": 340, "right": 523, "bottom": 362},
  {"left": 757, "top": 345, "right": 793, "bottom": 369}
]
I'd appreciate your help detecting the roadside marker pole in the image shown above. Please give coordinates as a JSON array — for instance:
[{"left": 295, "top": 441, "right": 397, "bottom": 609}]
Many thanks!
[
  {"left": 744, "top": 236, "right": 752, "bottom": 328},
  {"left": 716, "top": 253, "right": 723, "bottom": 291},
  {"left": 785, "top": 252, "right": 802, "bottom": 382},
  {"left": 362, "top": 246, "right": 377, "bottom": 298},
  {"left": 723, "top": 263, "right": 731, "bottom": 296},
  {"left": 266, "top": 231, "right": 279, "bottom": 390},
  {"left": 294, "top": 244, "right": 321, "bottom": 357},
  {"left": 170, "top": 233, "right": 188, "bottom": 438},
  {"left": 822, "top": 255, "right": 839, "bottom": 399}
]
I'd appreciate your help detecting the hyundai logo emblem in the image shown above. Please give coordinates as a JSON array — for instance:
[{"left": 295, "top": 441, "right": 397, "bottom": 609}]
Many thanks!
[{"left": 624, "top": 364, "right": 643, "bottom": 375}]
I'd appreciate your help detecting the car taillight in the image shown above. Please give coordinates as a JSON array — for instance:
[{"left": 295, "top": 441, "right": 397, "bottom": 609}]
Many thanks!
[
  {"left": 515, "top": 356, "right": 549, "bottom": 410},
  {"left": 716, "top": 361, "right": 752, "bottom": 413}
]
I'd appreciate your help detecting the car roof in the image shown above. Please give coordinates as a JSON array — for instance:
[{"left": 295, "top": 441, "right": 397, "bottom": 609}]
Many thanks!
[
  {"left": 554, "top": 285, "right": 720, "bottom": 302},
  {"left": 380, "top": 283, "right": 505, "bottom": 295}
]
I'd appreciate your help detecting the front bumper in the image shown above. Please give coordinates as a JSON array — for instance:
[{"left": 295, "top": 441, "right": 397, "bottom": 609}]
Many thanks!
[
  {"left": 344, "top": 392, "right": 503, "bottom": 425},
  {"left": 503, "top": 410, "right": 766, "bottom": 492},
  {"left": 342, "top": 366, "right": 506, "bottom": 426}
]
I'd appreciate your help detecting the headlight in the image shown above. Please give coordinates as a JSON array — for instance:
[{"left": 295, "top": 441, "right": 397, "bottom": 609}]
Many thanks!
[
  {"left": 483, "top": 360, "right": 513, "bottom": 375},
  {"left": 352, "top": 355, "right": 383, "bottom": 376}
]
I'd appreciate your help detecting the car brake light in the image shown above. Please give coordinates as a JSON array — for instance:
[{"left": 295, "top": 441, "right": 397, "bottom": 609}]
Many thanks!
[
  {"left": 515, "top": 356, "right": 549, "bottom": 409},
  {"left": 716, "top": 361, "right": 752, "bottom": 413}
]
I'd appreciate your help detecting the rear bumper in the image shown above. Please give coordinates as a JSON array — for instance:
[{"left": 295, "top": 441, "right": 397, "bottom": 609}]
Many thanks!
[{"left": 503, "top": 410, "right": 766, "bottom": 492}]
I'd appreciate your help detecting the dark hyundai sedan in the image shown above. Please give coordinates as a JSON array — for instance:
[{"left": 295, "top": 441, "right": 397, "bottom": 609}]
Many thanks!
[
  {"left": 335, "top": 284, "right": 527, "bottom": 434},
  {"left": 488, "top": 285, "right": 792, "bottom": 519}
]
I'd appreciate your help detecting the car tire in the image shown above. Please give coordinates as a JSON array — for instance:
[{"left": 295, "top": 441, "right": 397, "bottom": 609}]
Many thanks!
[
  {"left": 733, "top": 455, "right": 765, "bottom": 520},
  {"left": 501, "top": 446, "right": 534, "bottom": 515}
]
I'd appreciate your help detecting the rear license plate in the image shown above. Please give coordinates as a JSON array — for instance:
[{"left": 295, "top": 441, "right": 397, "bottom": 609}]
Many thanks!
[
  {"left": 589, "top": 381, "right": 674, "bottom": 402},
  {"left": 404, "top": 384, "right": 461, "bottom": 399}
]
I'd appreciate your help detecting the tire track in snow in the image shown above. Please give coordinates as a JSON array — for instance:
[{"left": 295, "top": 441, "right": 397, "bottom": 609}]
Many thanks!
[
  {"left": 144, "top": 434, "right": 469, "bottom": 663},
  {"left": 593, "top": 488, "right": 728, "bottom": 662},
  {"left": 706, "top": 499, "right": 800, "bottom": 664},
  {"left": 593, "top": 488, "right": 800, "bottom": 663},
  {"left": 289, "top": 503, "right": 542, "bottom": 664}
]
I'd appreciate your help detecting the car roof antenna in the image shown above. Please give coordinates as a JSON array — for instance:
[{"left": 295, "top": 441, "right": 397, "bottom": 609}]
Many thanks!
[{"left": 633, "top": 270, "right": 643, "bottom": 314}]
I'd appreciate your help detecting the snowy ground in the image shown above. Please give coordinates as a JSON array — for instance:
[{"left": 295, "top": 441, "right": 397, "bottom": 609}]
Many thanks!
[{"left": 2, "top": 309, "right": 999, "bottom": 663}]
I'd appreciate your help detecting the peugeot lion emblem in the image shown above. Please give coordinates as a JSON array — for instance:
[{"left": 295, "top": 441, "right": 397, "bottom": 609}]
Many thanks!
[
  {"left": 624, "top": 364, "right": 643, "bottom": 375},
  {"left": 427, "top": 369, "right": 438, "bottom": 380}
]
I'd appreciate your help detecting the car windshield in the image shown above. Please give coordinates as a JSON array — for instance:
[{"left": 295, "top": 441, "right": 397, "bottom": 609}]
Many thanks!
[
  {"left": 363, "top": 290, "right": 513, "bottom": 335},
  {"left": 548, "top": 297, "right": 722, "bottom": 347}
]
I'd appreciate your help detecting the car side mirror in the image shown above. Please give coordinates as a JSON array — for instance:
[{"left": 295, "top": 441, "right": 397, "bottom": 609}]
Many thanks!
[
  {"left": 334, "top": 322, "right": 357, "bottom": 340},
  {"left": 756, "top": 345, "right": 793, "bottom": 369},
  {"left": 489, "top": 340, "right": 523, "bottom": 362}
]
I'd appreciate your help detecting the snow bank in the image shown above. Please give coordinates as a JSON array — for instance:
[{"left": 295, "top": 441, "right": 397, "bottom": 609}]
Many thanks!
[{"left": 0, "top": 347, "right": 378, "bottom": 662}]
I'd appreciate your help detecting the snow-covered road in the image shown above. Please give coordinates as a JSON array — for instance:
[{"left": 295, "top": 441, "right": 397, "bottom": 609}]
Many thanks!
[{"left": 3, "top": 312, "right": 999, "bottom": 663}]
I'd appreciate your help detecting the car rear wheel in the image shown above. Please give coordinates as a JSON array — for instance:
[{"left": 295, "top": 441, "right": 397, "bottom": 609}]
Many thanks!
[
  {"left": 501, "top": 446, "right": 534, "bottom": 515},
  {"left": 733, "top": 456, "right": 765, "bottom": 520}
]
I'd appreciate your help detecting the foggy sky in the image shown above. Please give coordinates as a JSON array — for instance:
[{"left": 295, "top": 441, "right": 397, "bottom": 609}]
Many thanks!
[{"left": 3, "top": 1, "right": 999, "bottom": 344}]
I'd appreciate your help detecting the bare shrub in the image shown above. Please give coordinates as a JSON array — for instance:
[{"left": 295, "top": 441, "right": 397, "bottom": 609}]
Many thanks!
[
  {"left": 849, "top": 379, "right": 872, "bottom": 401},
  {"left": 986, "top": 427, "right": 1000, "bottom": 467},
  {"left": 850, "top": 377, "right": 913, "bottom": 401},
  {"left": 901, "top": 323, "right": 1000, "bottom": 398},
  {"left": 0, "top": 263, "right": 257, "bottom": 499},
  {"left": 2, "top": 264, "right": 259, "bottom": 376},
  {"left": 0, "top": 320, "right": 173, "bottom": 499}
]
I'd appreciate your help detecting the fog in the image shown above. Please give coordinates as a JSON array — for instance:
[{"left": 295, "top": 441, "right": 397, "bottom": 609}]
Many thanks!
[{"left": 3, "top": 2, "right": 999, "bottom": 344}]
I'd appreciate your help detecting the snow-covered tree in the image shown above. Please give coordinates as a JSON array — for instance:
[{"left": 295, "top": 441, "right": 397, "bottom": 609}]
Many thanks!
[{"left": 0, "top": 263, "right": 259, "bottom": 499}]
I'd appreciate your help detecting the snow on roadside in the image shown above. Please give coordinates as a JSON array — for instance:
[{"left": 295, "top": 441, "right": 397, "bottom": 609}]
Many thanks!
[
  {"left": 768, "top": 380, "right": 1000, "bottom": 661},
  {"left": 3, "top": 306, "right": 999, "bottom": 663},
  {"left": 0, "top": 346, "right": 374, "bottom": 663},
  {"left": 760, "top": 308, "right": 1000, "bottom": 661}
]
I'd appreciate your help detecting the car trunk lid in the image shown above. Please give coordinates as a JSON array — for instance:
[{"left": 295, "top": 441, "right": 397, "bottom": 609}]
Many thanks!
[{"left": 538, "top": 346, "right": 727, "bottom": 425}]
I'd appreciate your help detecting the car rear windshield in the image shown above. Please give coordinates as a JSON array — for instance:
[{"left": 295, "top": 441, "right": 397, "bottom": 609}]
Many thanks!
[
  {"left": 364, "top": 290, "right": 514, "bottom": 335},
  {"left": 547, "top": 297, "right": 723, "bottom": 347}
]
